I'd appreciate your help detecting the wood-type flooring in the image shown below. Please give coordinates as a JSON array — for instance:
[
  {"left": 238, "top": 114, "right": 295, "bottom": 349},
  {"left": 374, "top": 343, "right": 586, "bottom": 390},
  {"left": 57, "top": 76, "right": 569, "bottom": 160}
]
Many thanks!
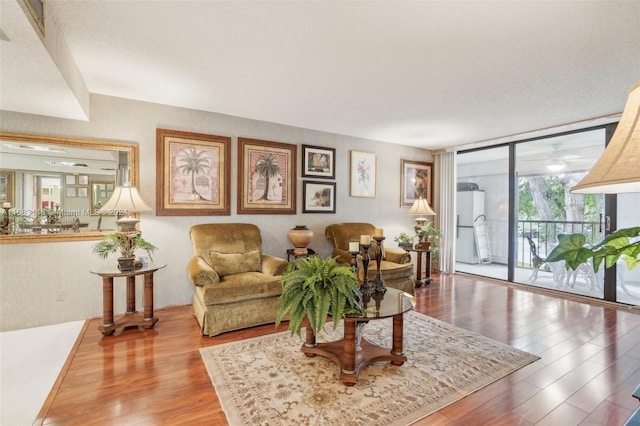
[{"left": 35, "top": 273, "right": 640, "bottom": 425}]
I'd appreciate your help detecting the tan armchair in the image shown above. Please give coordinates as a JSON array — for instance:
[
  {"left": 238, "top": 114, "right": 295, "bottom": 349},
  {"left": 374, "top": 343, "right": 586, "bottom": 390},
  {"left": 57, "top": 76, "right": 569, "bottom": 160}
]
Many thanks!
[
  {"left": 325, "top": 223, "right": 415, "bottom": 295},
  {"left": 187, "top": 223, "right": 288, "bottom": 336}
]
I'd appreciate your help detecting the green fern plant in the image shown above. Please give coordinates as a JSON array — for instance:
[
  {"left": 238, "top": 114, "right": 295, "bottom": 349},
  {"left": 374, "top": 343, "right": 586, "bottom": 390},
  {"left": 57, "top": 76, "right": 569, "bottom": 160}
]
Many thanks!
[
  {"left": 92, "top": 232, "right": 157, "bottom": 259},
  {"left": 275, "top": 256, "right": 363, "bottom": 337}
]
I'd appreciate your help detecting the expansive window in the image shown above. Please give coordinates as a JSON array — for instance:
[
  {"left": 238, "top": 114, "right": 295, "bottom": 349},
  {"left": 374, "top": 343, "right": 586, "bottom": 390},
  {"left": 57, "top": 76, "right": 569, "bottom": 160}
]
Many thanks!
[
  {"left": 455, "top": 125, "right": 637, "bottom": 305},
  {"left": 456, "top": 146, "right": 509, "bottom": 280}
]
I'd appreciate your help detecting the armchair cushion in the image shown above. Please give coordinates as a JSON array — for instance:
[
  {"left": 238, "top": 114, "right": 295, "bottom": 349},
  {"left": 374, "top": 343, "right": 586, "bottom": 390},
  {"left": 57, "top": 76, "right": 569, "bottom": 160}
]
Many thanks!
[{"left": 209, "top": 248, "right": 262, "bottom": 276}]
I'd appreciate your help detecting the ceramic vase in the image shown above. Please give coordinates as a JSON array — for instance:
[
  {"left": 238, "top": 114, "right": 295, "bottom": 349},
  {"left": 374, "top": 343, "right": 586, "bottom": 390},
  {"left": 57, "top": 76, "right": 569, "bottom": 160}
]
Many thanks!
[{"left": 288, "top": 225, "right": 313, "bottom": 254}]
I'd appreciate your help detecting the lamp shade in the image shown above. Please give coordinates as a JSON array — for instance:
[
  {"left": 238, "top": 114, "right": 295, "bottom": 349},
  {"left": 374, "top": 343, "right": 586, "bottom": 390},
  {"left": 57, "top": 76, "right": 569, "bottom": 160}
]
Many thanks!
[
  {"left": 99, "top": 186, "right": 152, "bottom": 215},
  {"left": 572, "top": 80, "right": 640, "bottom": 194},
  {"left": 408, "top": 197, "right": 436, "bottom": 217}
]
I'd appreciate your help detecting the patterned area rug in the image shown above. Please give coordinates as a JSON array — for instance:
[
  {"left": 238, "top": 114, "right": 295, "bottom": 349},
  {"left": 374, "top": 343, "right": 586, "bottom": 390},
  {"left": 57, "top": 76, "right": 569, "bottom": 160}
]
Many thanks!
[{"left": 199, "top": 311, "right": 539, "bottom": 425}]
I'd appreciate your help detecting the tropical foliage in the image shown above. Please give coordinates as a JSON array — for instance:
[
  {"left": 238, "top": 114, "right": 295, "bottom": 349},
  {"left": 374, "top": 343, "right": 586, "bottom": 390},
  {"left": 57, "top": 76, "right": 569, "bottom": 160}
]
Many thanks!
[
  {"left": 393, "top": 232, "right": 414, "bottom": 246},
  {"left": 547, "top": 227, "right": 640, "bottom": 272},
  {"left": 177, "top": 147, "right": 211, "bottom": 201},
  {"left": 255, "top": 153, "right": 280, "bottom": 200},
  {"left": 92, "top": 232, "right": 157, "bottom": 259},
  {"left": 275, "top": 256, "right": 363, "bottom": 337}
]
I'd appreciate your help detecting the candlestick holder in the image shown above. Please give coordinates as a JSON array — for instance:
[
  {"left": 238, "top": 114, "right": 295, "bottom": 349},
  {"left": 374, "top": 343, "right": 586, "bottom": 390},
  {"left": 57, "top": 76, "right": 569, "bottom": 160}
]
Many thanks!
[
  {"left": 372, "top": 236, "right": 386, "bottom": 293},
  {"left": 2, "top": 207, "right": 10, "bottom": 235},
  {"left": 359, "top": 243, "right": 373, "bottom": 296},
  {"left": 348, "top": 249, "right": 359, "bottom": 274}
]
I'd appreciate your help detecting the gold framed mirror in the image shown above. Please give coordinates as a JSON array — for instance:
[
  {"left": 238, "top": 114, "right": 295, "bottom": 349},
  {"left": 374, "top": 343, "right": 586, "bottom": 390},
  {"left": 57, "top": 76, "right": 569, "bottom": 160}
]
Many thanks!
[{"left": 0, "top": 132, "right": 139, "bottom": 243}]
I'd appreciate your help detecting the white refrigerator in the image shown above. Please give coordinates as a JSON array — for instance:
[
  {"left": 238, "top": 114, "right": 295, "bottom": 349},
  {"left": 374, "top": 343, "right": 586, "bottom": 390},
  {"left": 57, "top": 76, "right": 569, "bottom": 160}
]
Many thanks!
[{"left": 456, "top": 190, "right": 485, "bottom": 264}]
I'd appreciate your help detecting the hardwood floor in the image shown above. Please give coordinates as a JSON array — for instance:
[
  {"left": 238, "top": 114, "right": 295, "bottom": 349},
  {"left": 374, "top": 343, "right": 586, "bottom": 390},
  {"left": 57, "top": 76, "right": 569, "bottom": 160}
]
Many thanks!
[{"left": 35, "top": 273, "right": 640, "bottom": 425}]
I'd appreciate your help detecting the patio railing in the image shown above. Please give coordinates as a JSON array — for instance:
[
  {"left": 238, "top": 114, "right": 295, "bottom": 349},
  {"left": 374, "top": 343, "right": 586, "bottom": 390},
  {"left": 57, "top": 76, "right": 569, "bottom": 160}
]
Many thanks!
[{"left": 518, "top": 219, "right": 602, "bottom": 268}]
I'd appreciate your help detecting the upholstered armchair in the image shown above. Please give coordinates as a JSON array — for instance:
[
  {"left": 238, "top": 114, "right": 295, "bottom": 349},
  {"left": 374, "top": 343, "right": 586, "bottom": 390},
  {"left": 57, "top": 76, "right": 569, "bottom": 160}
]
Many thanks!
[
  {"left": 325, "top": 223, "right": 415, "bottom": 295},
  {"left": 187, "top": 223, "right": 288, "bottom": 336}
]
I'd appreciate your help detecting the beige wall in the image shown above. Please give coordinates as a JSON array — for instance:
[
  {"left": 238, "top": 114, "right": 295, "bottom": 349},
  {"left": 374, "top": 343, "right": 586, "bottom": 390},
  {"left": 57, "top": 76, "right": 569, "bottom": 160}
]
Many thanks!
[{"left": 0, "top": 94, "right": 432, "bottom": 331}]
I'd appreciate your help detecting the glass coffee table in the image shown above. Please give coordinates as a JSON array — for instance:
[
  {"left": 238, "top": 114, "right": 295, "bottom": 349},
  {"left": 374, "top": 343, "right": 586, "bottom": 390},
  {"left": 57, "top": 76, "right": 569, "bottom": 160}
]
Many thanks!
[{"left": 301, "top": 287, "right": 416, "bottom": 386}]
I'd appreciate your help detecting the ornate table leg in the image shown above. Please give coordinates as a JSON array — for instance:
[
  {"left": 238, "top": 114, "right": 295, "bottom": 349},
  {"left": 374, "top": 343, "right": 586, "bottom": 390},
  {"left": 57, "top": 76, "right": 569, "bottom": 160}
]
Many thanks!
[
  {"left": 143, "top": 272, "right": 158, "bottom": 327},
  {"left": 391, "top": 314, "right": 404, "bottom": 361},
  {"left": 126, "top": 276, "right": 136, "bottom": 314},
  {"left": 342, "top": 319, "right": 357, "bottom": 375},
  {"left": 99, "top": 277, "right": 115, "bottom": 336}
]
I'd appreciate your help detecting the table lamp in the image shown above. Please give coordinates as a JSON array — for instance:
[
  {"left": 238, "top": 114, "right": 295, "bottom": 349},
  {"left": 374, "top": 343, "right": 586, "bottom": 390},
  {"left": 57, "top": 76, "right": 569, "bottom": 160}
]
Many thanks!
[
  {"left": 99, "top": 185, "right": 152, "bottom": 232},
  {"left": 408, "top": 196, "right": 436, "bottom": 235}
]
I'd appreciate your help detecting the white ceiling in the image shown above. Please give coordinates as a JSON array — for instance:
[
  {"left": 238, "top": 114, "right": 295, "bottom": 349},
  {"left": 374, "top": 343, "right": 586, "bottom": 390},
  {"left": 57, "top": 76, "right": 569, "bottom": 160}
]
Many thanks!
[{"left": 1, "top": 1, "right": 639, "bottom": 150}]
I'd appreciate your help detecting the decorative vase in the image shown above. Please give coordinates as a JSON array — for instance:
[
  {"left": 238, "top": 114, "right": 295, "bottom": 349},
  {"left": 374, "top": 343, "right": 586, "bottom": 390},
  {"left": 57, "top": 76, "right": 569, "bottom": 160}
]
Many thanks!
[
  {"left": 288, "top": 225, "right": 313, "bottom": 255},
  {"left": 117, "top": 256, "right": 136, "bottom": 271}
]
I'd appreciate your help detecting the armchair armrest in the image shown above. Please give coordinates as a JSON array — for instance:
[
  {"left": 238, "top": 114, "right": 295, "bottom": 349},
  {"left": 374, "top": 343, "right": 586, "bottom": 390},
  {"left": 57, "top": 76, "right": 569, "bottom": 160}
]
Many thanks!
[
  {"left": 333, "top": 248, "right": 353, "bottom": 265},
  {"left": 384, "top": 247, "right": 411, "bottom": 264},
  {"left": 187, "top": 256, "right": 220, "bottom": 287},
  {"left": 261, "top": 254, "right": 288, "bottom": 276}
]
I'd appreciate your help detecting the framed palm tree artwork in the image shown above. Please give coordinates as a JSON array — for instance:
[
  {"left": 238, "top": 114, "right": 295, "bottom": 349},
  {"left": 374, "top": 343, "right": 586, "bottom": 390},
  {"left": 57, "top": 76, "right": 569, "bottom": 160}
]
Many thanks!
[
  {"left": 237, "top": 137, "right": 296, "bottom": 215},
  {"left": 156, "top": 128, "right": 231, "bottom": 216}
]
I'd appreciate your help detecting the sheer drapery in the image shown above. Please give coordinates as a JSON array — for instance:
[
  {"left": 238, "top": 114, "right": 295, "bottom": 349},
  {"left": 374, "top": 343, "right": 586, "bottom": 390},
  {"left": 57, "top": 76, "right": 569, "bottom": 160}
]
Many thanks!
[{"left": 436, "top": 151, "right": 456, "bottom": 274}]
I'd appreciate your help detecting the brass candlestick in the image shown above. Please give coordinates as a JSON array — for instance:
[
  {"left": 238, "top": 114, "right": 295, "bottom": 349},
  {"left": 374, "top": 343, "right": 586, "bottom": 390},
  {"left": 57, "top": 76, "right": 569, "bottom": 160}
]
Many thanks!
[
  {"left": 359, "top": 243, "right": 372, "bottom": 296},
  {"left": 373, "top": 236, "right": 386, "bottom": 293}
]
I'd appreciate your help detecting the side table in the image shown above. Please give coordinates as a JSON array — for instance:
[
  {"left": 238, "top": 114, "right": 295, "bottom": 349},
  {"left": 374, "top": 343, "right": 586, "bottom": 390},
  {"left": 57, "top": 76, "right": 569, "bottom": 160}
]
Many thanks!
[
  {"left": 286, "top": 248, "right": 316, "bottom": 261},
  {"left": 404, "top": 248, "right": 432, "bottom": 287},
  {"left": 90, "top": 263, "right": 166, "bottom": 335}
]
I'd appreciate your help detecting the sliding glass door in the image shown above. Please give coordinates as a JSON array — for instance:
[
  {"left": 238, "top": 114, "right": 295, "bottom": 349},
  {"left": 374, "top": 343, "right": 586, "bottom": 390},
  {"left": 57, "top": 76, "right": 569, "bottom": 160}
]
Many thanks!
[
  {"left": 514, "top": 130, "right": 605, "bottom": 298},
  {"left": 455, "top": 146, "right": 509, "bottom": 280},
  {"left": 455, "top": 125, "right": 637, "bottom": 305}
]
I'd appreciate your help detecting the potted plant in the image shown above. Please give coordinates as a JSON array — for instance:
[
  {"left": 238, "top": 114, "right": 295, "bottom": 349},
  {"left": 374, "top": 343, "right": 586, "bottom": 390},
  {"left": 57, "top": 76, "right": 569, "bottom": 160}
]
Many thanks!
[
  {"left": 393, "top": 232, "right": 414, "bottom": 249},
  {"left": 416, "top": 223, "right": 440, "bottom": 250},
  {"left": 92, "top": 231, "right": 157, "bottom": 271},
  {"left": 275, "top": 256, "right": 364, "bottom": 336}
]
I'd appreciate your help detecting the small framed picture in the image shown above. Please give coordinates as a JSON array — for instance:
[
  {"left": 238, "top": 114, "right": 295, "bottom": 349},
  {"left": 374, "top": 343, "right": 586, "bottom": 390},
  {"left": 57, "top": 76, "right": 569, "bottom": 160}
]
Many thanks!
[
  {"left": 78, "top": 187, "right": 88, "bottom": 198},
  {"left": 302, "top": 145, "right": 335, "bottom": 179},
  {"left": 350, "top": 150, "right": 376, "bottom": 197},
  {"left": 78, "top": 175, "right": 89, "bottom": 185},
  {"left": 66, "top": 187, "right": 77, "bottom": 197},
  {"left": 303, "top": 181, "right": 336, "bottom": 213},
  {"left": 401, "top": 159, "right": 433, "bottom": 206},
  {"left": 65, "top": 175, "right": 76, "bottom": 185}
]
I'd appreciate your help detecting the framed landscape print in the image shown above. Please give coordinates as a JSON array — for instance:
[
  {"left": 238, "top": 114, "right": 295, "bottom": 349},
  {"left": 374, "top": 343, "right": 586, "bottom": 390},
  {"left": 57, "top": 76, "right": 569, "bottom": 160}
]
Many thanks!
[
  {"left": 401, "top": 159, "right": 433, "bottom": 206},
  {"left": 301, "top": 145, "right": 335, "bottom": 179},
  {"left": 303, "top": 181, "right": 336, "bottom": 213},
  {"left": 156, "top": 128, "right": 231, "bottom": 216},
  {"left": 350, "top": 150, "right": 376, "bottom": 197},
  {"left": 238, "top": 137, "right": 296, "bottom": 215}
]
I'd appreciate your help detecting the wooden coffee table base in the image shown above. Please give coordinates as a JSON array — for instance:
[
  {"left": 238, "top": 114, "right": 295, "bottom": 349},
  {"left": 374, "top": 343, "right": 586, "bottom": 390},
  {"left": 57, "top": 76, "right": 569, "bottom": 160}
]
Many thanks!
[{"left": 302, "top": 314, "right": 406, "bottom": 386}]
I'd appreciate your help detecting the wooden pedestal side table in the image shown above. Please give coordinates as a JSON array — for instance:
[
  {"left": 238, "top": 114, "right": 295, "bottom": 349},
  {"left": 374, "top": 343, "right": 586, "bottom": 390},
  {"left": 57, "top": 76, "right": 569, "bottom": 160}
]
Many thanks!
[
  {"left": 302, "top": 288, "right": 415, "bottom": 386},
  {"left": 90, "top": 263, "right": 166, "bottom": 336},
  {"left": 286, "top": 248, "right": 316, "bottom": 261},
  {"left": 404, "top": 247, "right": 432, "bottom": 287}
]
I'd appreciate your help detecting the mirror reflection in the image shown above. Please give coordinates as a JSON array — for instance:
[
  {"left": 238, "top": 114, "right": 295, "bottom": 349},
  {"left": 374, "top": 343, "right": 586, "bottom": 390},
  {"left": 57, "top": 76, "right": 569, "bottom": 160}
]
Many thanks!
[{"left": 0, "top": 132, "right": 138, "bottom": 242}]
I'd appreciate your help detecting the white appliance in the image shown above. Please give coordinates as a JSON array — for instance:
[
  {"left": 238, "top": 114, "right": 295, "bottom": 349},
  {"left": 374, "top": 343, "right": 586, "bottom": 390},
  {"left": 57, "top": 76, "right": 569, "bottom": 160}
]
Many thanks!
[{"left": 456, "top": 190, "right": 485, "bottom": 264}]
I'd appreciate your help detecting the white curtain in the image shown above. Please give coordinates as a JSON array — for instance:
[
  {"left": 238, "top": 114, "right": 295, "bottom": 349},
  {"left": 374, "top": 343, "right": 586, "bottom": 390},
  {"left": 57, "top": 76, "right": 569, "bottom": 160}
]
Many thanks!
[{"left": 435, "top": 151, "right": 456, "bottom": 274}]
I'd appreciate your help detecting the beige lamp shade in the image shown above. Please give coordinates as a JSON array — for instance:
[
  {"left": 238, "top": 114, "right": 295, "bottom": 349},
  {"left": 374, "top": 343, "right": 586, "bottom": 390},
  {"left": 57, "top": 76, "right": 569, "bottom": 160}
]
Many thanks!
[
  {"left": 572, "top": 80, "right": 640, "bottom": 194},
  {"left": 408, "top": 197, "right": 436, "bottom": 218},
  {"left": 99, "top": 186, "right": 152, "bottom": 232}
]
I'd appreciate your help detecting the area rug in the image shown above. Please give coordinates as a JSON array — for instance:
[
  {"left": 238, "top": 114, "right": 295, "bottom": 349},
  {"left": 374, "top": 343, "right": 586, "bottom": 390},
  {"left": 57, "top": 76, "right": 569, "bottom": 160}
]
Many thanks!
[{"left": 199, "top": 311, "right": 539, "bottom": 425}]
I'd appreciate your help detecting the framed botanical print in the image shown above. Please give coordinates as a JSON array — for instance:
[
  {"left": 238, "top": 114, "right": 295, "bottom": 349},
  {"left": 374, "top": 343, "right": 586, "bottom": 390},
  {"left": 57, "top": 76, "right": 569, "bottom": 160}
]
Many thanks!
[
  {"left": 238, "top": 137, "right": 296, "bottom": 214},
  {"left": 156, "top": 128, "right": 231, "bottom": 216},
  {"left": 401, "top": 159, "right": 433, "bottom": 206},
  {"left": 350, "top": 150, "right": 376, "bottom": 197},
  {"left": 301, "top": 145, "right": 335, "bottom": 179},
  {"left": 303, "top": 181, "right": 336, "bottom": 213}
]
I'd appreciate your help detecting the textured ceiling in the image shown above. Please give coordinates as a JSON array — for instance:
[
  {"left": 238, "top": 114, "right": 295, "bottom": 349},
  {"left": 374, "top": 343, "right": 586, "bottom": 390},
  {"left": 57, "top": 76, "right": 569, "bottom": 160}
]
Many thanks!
[{"left": 1, "top": 1, "right": 639, "bottom": 150}]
